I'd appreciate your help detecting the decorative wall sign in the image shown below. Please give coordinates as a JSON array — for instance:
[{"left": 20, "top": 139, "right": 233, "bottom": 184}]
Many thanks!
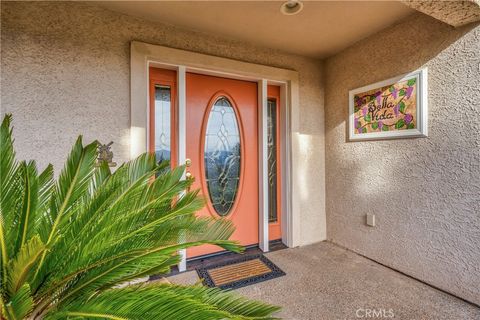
[{"left": 349, "top": 68, "right": 428, "bottom": 141}]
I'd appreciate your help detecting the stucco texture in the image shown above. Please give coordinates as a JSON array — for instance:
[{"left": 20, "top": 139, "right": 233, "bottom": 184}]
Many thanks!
[
  {"left": 0, "top": 2, "right": 326, "bottom": 246},
  {"left": 401, "top": 0, "right": 480, "bottom": 27},
  {"left": 325, "top": 13, "right": 480, "bottom": 305}
]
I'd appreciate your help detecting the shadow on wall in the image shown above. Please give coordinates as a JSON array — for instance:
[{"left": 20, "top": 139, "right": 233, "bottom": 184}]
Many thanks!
[
  {"left": 325, "top": 13, "right": 479, "bottom": 218},
  {"left": 324, "top": 11, "right": 480, "bottom": 306},
  {"left": 333, "top": 16, "right": 478, "bottom": 142}
]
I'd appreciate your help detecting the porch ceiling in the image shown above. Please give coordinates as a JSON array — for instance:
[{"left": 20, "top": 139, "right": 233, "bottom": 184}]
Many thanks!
[{"left": 94, "top": 1, "right": 414, "bottom": 59}]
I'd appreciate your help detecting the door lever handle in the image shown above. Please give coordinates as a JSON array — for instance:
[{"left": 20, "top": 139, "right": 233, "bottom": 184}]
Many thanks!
[{"left": 185, "top": 171, "right": 193, "bottom": 192}]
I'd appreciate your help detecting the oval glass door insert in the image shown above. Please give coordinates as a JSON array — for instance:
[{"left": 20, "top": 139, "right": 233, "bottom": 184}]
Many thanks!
[{"left": 204, "top": 97, "right": 241, "bottom": 217}]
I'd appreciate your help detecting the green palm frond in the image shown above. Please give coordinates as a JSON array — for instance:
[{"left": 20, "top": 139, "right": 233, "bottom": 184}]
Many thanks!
[
  {"left": 32, "top": 137, "right": 98, "bottom": 288},
  {"left": 7, "top": 235, "right": 45, "bottom": 296},
  {"left": 13, "top": 161, "right": 39, "bottom": 254},
  {"left": 0, "top": 114, "right": 280, "bottom": 319},
  {"left": 45, "top": 283, "right": 280, "bottom": 320},
  {"left": 36, "top": 164, "right": 54, "bottom": 224},
  {"left": 4, "top": 284, "right": 34, "bottom": 320},
  {"left": 1, "top": 114, "right": 21, "bottom": 284}
]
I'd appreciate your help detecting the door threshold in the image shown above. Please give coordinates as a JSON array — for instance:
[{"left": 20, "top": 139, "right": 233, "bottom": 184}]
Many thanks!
[
  {"left": 187, "top": 243, "right": 260, "bottom": 263},
  {"left": 150, "top": 240, "right": 287, "bottom": 279}
]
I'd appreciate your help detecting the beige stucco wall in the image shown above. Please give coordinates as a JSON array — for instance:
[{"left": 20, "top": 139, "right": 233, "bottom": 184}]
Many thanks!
[
  {"left": 0, "top": 2, "right": 326, "bottom": 246},
  {"left": 325, "top": 13, "right": 480, "bottom": 305},
  {"left": 3, "top": 1, "right": 479, "bottom": 306}
]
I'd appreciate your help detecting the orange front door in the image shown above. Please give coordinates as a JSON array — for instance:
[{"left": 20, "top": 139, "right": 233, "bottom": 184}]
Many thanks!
[{"left": 186, "top": 73, "right": 259, "bottom": 258}]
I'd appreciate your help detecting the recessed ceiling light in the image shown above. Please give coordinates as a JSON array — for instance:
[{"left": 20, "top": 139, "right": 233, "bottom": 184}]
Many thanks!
[{"left": 280, "top": 0, "right": 304, "bottom": 15}]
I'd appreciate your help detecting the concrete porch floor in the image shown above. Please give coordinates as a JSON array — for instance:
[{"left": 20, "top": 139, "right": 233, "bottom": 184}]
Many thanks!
[{"left": 168, "top": 241, "right": 480, "bottom": 320}]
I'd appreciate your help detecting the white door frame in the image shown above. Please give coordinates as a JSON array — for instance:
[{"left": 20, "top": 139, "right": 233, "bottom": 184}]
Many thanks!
[{"left": 130, "top": 41, "right": 299, "bottom": 271}]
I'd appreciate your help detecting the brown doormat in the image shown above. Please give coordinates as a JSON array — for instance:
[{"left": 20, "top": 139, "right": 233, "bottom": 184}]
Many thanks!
[{"left": 196, "top": 254, "right": 285, "bottom": 290}]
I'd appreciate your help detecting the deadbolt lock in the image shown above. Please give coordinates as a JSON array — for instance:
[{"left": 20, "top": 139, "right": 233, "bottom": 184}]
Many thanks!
[{"left": 185, "top": 158, "right": 192, "bottom": 167}]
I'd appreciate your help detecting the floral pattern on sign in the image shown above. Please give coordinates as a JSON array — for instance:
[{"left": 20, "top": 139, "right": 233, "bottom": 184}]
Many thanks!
[{"left": 353, "top": 77, "right": 417, "bottom": 134}]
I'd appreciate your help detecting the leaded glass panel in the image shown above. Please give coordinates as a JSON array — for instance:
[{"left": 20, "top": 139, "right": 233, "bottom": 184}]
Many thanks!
[
  {"left": 204, "top": 97, "right": 241, "bottom": 217},
  {"left": 154, "top": 85, "right": 171, "bottom": 162},
  {"left": 267, "top": 98, "right": 278, "bottom": 223}
]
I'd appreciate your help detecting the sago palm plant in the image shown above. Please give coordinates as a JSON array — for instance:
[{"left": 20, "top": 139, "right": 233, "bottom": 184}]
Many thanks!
[{"left": 0, "top": 114, "right": 279, "bottom": 319}]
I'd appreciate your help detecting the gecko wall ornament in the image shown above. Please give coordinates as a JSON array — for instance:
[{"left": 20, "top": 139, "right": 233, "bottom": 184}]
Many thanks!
[{"left": 96, "top": 141, "right": 117, "bottom": 167}]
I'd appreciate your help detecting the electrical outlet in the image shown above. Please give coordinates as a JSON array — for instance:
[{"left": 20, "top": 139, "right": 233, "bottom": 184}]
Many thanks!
[{"left": 366, "top": 214, "right": 376, "bottom": 227}]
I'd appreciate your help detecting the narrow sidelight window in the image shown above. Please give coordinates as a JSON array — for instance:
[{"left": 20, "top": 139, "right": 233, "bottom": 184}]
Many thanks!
[
  {"left": 267, "top": 98, "right": 278, "bottom": 223},
  {"left": 154, "top": 85, "right": 172, "bottom": 162},
  {"left": 149, "top": 67, "right": 177, "bottom": 166}
]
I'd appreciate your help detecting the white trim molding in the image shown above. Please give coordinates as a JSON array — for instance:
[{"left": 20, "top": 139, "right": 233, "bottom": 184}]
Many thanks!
[
  {"left": 258, "top": 79, "right": 269, "bottom": 252},
  {"left": 177, "top": 66, "right": 187, "bottom": 272},
  {"left": 130, "top": 41, "right": 300, "bottom": 266}
]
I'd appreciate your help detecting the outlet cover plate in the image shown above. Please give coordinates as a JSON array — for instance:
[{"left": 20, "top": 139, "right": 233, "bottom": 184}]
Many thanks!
[{"left": 366, "top": 214, "right": 376, "bottom": 227}]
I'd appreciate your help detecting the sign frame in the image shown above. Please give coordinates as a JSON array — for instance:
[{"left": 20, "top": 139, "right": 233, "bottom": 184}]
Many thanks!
[{"left": 349, "top": 68, "right": 428, "bottom": 141}]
